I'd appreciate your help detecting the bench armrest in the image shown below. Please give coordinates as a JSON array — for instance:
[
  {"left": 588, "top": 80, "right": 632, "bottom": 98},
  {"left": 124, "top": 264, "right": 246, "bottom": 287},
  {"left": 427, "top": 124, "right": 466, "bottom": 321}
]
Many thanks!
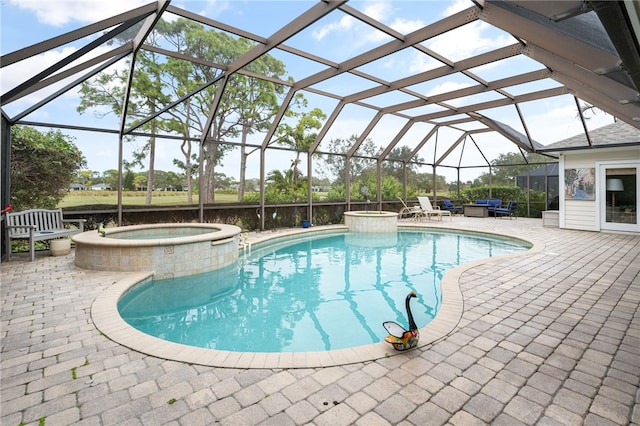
[
  {"left": 6, "top": 224, "right": 36, "bottom": 240},
  {"left": 63, "top": 218, "right": 86, "bottom": 232}
]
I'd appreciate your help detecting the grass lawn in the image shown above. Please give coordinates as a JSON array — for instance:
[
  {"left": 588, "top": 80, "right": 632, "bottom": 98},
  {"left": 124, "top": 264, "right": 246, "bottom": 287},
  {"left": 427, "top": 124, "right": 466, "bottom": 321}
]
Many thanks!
[
  {"left": 58, "top": 191, "right": 240, "bottom": 208},
  {"left": 58, "top": 190, "right": 409, "bottom": 208}
]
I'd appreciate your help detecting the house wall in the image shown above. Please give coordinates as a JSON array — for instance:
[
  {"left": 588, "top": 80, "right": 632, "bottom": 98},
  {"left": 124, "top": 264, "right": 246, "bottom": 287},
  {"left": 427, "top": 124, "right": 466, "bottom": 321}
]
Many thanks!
[{"left": 559, "top": 147, "right": 640, "bottom": 232}]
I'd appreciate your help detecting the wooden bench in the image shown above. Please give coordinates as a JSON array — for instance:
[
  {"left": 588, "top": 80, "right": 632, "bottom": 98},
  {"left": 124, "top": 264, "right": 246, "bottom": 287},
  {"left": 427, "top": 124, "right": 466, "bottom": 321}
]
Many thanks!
[{"left": 6, "top": 208, "right": 86, "bottom": 261}]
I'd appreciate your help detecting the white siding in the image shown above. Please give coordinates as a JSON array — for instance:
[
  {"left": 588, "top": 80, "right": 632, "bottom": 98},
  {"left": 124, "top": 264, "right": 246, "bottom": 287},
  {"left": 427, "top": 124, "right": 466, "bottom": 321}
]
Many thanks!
[
  {"left": 560, "top": 147, "right": 640, "bottom": 232},
  {"left": 562, "top": 155, "right": 597, "bottom": 230}
]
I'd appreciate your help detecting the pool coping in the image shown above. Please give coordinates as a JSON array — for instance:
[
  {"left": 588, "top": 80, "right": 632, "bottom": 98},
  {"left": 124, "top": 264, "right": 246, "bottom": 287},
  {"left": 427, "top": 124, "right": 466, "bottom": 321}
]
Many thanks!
[{"left": 90, "top": 224, "right": 543, "bottom": 369}]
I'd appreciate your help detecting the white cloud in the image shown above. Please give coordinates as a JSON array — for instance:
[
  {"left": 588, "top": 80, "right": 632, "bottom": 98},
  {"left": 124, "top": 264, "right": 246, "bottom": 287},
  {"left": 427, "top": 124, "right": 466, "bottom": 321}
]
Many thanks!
[
  {"left": 6, "top": 0, "right": 232, "bottom": 27},
  {"left": 408, "top": 51, "right": 441, "bottom": 73},
  {"left": 7, "top": 0, "right": 152, "bottom": 27},
  {"left": 425, "top": 21, "right": 512, "bottom": 62},
  {"left": 426, "top": 81, "right": 472, "bottom": 97},
  {"left": 442, "top": 0, "right": 474, "bottom": 16},
  {"left": 525, "top": 103, "right": 615, "bottom": 145},
  {"left": 389, "top": 17, "right": 425, "bottom": 34},
  {"left": 366, "top": 16, "right": 425, "bottom": 44},
  {"left": 312, "top": 14, "right": 355, "bottom": 41},
  {"left": 362, "top": 1, "right": 391, "bottom": 21},
  {"left": 312, "top": 0, "right": 424, "bottom": 44}
]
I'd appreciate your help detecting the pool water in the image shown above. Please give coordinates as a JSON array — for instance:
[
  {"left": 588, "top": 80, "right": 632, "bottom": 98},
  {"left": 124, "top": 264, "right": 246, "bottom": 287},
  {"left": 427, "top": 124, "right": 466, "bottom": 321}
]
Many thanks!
[
  {"left": 118, "top": 230, "right": 529, "bottom": 352},
  {"left": 107, "top": 227, "right": 216, "bottom": 239}
]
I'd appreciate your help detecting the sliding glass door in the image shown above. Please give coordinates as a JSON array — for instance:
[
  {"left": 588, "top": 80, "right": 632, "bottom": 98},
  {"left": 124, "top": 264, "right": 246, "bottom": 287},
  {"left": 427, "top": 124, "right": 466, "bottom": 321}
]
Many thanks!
[{"left": 598, "top": 162, "right": 639, "bottom": 232}]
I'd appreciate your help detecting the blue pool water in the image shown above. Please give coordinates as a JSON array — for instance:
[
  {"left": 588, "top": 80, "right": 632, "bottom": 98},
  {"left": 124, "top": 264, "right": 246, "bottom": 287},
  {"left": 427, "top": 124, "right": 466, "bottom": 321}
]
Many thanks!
[{"left": 118, "top": 230, "right": 529, "bottom": 352}]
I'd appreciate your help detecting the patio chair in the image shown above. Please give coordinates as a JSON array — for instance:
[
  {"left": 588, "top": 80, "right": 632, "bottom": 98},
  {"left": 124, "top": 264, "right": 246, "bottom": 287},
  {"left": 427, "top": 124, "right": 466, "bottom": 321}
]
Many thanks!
[
  {"left": 495, "top": 200, "right": 518, "bottom": 219},
  {"left": 440, "top": 199, "right": 463, "bottom": 214},
  {"left": 417, "top": 196, "right": 452, "bottom": 221},
  {"left": 397, "top": 197, "right": 423, "bottom": 220}
]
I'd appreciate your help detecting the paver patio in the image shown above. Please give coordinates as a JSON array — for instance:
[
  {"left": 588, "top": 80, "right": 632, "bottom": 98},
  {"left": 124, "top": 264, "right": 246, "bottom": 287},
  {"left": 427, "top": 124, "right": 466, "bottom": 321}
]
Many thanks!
[{"left": 1, "top": 217, "right": 639, "bottom": 425}]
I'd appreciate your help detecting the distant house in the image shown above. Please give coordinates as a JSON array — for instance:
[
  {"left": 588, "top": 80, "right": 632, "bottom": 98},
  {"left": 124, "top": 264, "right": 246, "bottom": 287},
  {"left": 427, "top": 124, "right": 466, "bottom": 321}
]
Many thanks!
[
  {"left": 69, "top": 183, "right": 86, "bottom": 191},
  {"left": 91, "top": 183, "right": 112, "bottom": 191},
  {"left": 539, "top": 120, "right": 639, "bottom": 234}
]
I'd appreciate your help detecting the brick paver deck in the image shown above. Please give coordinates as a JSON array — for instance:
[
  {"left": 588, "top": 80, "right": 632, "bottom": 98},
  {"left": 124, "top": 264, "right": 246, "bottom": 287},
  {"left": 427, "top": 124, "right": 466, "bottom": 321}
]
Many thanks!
[{"left": 2, "top": 217, "right": 639, "bottom": 425}]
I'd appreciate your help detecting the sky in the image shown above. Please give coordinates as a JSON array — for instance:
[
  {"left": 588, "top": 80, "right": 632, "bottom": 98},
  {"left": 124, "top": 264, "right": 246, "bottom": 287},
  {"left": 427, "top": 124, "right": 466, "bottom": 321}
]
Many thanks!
[{"left": 1, "top": 0, "right": 617, "bottom": 183}]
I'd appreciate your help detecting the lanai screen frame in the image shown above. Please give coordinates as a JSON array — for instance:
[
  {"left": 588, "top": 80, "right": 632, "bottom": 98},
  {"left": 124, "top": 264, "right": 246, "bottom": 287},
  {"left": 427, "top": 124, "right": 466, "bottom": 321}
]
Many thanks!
[{"left": 1, "top": 0, "right": 639, "bottom": 229}]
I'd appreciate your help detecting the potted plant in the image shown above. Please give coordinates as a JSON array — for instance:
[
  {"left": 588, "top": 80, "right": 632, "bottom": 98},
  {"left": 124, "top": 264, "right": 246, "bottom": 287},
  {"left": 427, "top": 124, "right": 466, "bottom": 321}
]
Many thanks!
[{"left": 50, "top": 237, "right": 71, "bottom": 256}]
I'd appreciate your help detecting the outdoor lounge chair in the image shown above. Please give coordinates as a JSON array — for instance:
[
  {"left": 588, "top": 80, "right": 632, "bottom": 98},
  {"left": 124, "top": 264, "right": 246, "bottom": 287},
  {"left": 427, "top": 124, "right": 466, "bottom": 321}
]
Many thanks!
[
  {"left": 440, "top": 199, "right": 463, "bottom": 214},
  {"left": 418, "top": 196, "right": 452, "bottom": 221},
  {"left": 397, "top": 197, "right": 423, "bottom": 220},
  {"left": 495, "top": 200, "right": 518, "bottom": 219}
]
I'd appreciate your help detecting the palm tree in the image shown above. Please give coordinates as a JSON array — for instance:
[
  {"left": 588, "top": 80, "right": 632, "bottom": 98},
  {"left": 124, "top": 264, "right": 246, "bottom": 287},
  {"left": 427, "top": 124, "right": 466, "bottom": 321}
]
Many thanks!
[
  {"left": 276, "top": 108, "right": 326, "bottom": 183},
  {"left": 265, "top": 169, "right": 306, "bottom": 202}
]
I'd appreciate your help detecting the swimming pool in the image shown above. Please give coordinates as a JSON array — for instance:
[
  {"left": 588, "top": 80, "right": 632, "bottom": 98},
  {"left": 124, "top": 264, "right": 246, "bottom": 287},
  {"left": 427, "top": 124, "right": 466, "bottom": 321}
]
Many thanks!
[{"left": 117, "top": 229, "right": 530, "bottom": 353}]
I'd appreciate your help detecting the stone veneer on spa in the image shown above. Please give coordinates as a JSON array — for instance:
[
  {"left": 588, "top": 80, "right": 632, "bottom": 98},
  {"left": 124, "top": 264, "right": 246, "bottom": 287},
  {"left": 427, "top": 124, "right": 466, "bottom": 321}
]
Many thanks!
[{"left": 73, "top": 223, "right": 241, "bottom": 279}]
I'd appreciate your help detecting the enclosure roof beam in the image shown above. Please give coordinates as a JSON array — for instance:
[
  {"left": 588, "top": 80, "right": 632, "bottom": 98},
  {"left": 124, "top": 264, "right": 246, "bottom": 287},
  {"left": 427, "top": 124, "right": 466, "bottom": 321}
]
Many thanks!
[
  {"left": 379, "top": 120, "right": 415, "bottom": 161},
  {"left": 227, "top": 1, "right": 347, "bottom": 77},
  {"left": 309, "top": 101, "right": 346, "bottom": 155},
  {"left": 133, "top": 0, "right": 171, "bottom": 51},
  {"left": 200, "top": 1, "right": 347, "bottom": 146},
  {"left": 481, "top": 1, "right": 623, "bottom": 79},
  {"left": 468, "top": 133, "right": 493, "bottom": 166},
  {"left": 346, "top": 112, "right": 384, "bottom": 158},
  {"left": 407, "top": 126, "right": 439, "bottom": 163},
  {"left": 574, "top": 96, "right": 594, "bottom": 148},
  {"left": 3, "top": 44, "right": 131, "bottom": 106},
  {"left": 552, "top": 68, "right": 640, "bottom": 129},
  {"left": 343, "top": 44, "right": 523, "bottom": 104},
  {"left": 514, "top": 103, "right": 535, "bottom": 154},
  {"left": 11, "top": 49, "right": 131, "bottom": 123},
  {"left": 435, "top": 133, "right": 467, "bottom": 166},
  {"left": 165, "top": 4, "right": 268, "bottom": 44},
  {"left": 380, "top": 69, "right": 550, "bottom": 115},
  {"left": 124, "top": 73, "right": 226, "bottom": 135},
  {"left": 166, "top": 3, "right": 344, "bottom": 73},
  {"left": 1, "top": 16, "right": 148, "bottom": 104},
  {"left": 590, "top": 0, "right": 640, "bottom": 91},
  {"left": 413, "top": 86, "right": 568, "bottom": 122},
  {"left": 0, "top": 2, "right": 157, "bottom": 67},
  {"left": 293, "top": 6, "right": 480, "bottom": 90},
  {"left": 435, "top": 117, "right": 477, "bottom": 127},
  {"left": 261, "top": 88, "right": 297, "bottom": 150},
  {"left": 119, "top": 0, "right": 170, "bottom": 137},
  {"left": 469, "top": 113, "right": 544, "bottom": 152},
  {"left": 525, "top": 43, "right": 640, "bottom": 127},
  {"left": 339, "top": 4, "right": 406, "bottom": 41},
  {"left": 480, "top": 0, "right": 639, "bottom": 122}
]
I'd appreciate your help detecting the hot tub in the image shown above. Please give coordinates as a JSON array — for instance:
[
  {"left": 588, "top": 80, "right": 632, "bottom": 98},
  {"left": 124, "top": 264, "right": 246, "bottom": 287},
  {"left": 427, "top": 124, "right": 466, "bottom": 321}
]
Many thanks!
[
  {"left": 343, "top": 211, "right": 398, "bottom": 233},
  {"left": 73, "top": 223, "right": 241, "bottom": 279}
]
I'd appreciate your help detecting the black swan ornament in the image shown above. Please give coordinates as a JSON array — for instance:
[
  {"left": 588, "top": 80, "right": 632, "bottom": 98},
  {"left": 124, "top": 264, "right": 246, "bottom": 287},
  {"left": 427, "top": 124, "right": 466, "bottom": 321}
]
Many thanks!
[{"left": 383, "top": 291, "right": 419, "bottom": 351}]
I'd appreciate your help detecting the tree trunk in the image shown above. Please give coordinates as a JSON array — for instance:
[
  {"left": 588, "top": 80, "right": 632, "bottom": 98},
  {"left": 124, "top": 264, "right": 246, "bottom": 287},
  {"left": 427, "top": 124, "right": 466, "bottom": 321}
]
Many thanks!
[
  {"left": 181, "top": 137, "right": 193, "bottom": 204},
  {"left": 203, "top": 144, "right": 217, "bottom": 204},
  {"left": 182, "top": 101, "right": 193, "bottom": 204},
  {"left": 238, "top": 123, "right": 250, "bottom": 201},
  {"left": 145, "top": 100, "right": 158, "bottom": 205},
  {"left": 239, "top": 151, "right": 247, "bottom": 201},
  {"left": 145, "top": 133, "right": 155, "bottom": 205}
]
